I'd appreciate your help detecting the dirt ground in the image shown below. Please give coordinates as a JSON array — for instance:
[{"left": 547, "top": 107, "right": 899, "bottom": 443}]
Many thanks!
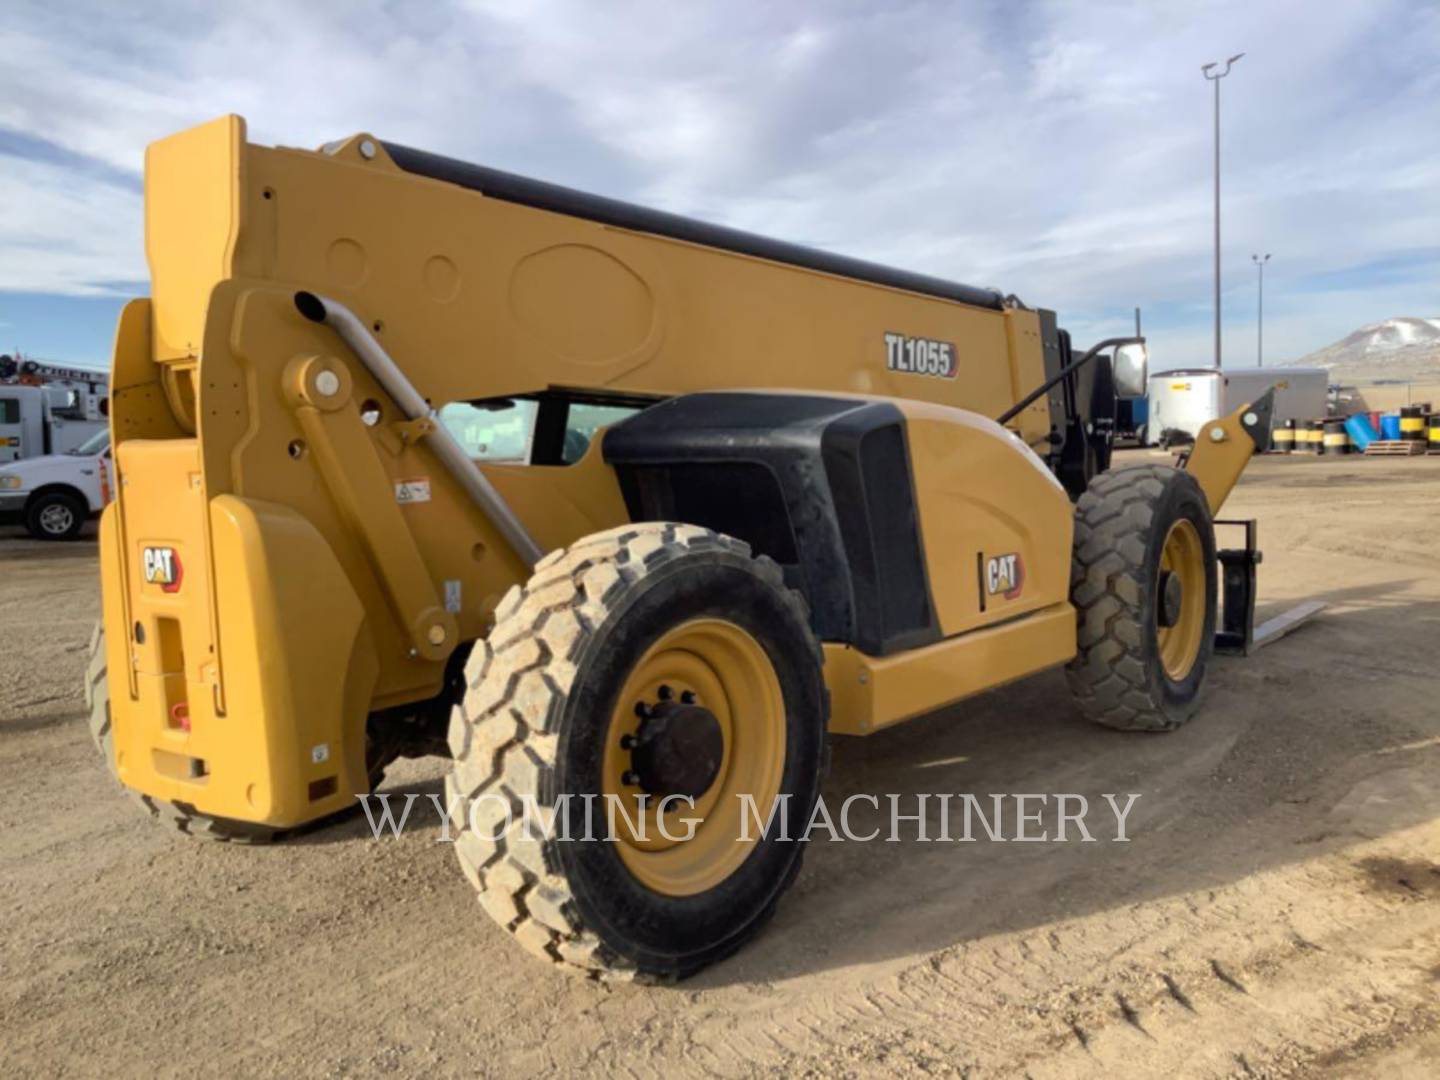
[{"left": 2, "top": 452, "right": 1438, "bottom": 1078}]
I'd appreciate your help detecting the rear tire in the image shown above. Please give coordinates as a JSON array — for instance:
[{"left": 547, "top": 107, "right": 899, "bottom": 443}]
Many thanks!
[
  {"left": 446, "top": 522, "right": 828, "bottom": 980},
  {"left": 27, "top": 490, "right": 86, "bottom": 540},
  {"left": 1066, "top": 465, "right": 1217, "bottom": 732}
]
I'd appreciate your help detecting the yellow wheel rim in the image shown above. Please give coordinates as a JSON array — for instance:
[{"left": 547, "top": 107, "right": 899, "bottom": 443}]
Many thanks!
[
  {"left": 1156, "top": 519, "right": 1206, "bottom": 681},
  {"left": 602, "top": 618, "right": 786, "bottom": 897}
]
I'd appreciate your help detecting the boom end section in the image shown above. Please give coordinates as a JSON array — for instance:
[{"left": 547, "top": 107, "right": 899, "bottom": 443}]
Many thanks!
[{"left": 1181, "top": 388, "right": 1275, "bottom": 516}]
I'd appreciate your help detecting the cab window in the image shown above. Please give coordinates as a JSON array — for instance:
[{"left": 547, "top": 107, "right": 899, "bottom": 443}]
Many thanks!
[
  {"left": 0, "top": 398, "right": 19, "bottom": 424},
  {"left": 68, "top": 430, "right": 111, "bottom": 456},
  {"left": 439, "top": 395, "right": 649, "bottom": 466},
  {"left": 560, "top": 402, "right": 643, "bottom": 464},
  {"left": 438, "top": 400, "right": 538, "bottom": 463}
]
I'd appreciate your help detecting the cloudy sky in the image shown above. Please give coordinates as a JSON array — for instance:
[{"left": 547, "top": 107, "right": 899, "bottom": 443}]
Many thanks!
[{"left": 2, "top": 0, "right": 1438, "bottom": 372}]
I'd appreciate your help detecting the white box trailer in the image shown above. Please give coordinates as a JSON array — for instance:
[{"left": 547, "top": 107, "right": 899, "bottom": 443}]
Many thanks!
[{"left": 1146, "top": 366, "right": 1327, "bottom": 447}]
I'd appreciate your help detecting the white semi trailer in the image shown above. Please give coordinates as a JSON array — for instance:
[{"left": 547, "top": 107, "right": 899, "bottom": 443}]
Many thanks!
[{"left": 1147, "top": 367, "right": 1327, "bottom": 447}]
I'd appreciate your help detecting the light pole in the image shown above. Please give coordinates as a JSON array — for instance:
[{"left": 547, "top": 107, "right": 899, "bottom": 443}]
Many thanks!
[
  {"left": 1252, "top": 253, "right": 1270, "bottom": 367},
  {"left": 1202, "top": 53, "right": 1244, "bottom": 369}
]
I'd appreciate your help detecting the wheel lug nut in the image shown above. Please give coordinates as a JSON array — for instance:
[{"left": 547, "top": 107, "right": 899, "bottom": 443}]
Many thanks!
[
  {"left": 680, "top": 690, "right": 696, "bottom": 704},
  {"left": 658, "top": 685, "right": 673, "bottom": 700},
  {"left": 622, "top": 770, "right": 640, "bottom": 786},
  {"left": 634, "top": 702, "right": 650, "bottom": 719},
  {"left": 619, "top": 734, "right": 636, "bottom": 750}
]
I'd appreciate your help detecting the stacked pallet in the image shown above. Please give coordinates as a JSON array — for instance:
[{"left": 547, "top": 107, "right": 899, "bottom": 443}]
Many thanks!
[{"left": 1364, "top": 440, "right": 1428, "bottom": 457}]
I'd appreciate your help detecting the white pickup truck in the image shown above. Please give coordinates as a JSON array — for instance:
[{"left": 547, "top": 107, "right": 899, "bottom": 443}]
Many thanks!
[{"left": 0, "top": 429, "right": 111, "bottom": 540}]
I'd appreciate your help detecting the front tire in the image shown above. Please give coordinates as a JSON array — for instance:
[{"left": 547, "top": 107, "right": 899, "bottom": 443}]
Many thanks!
[
  {"left": 446, "top": 523, "right": 828, "bottom": 980},
  {"left": 1066, "top": 465, "right": 1217, "bottom": 732},
  {"left": 27, "top": 490, "right": 86, "bottom": 540}
]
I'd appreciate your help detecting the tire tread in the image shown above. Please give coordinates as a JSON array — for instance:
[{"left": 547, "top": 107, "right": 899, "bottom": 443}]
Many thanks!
[
  {"left": 1065, "top": 465, "right": 1211, "bottom": 733},
  {"left": 448, "top": 522, "right": 821, "bottom": 979}
]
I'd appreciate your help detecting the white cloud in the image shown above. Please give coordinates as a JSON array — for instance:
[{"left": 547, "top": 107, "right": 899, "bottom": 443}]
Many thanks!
[
  {"left": 0, "top": 155, "right": 143, "bottom": 294},
  {"left": 2, "top": 0, "right": 1439, "bottom": 366}
]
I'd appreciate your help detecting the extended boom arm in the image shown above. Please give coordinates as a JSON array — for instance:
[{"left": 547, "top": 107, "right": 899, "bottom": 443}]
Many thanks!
[{"left": 1179, "top": 388, "right": 1276, "bottom": 515}]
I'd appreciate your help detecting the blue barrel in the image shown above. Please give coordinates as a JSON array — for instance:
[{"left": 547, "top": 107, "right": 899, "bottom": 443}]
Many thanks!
[
  {"left": 1380, "top": 413, "right": 1402, "bottom": 441},
  {"left": 1345, "top": 413, "right": 1377, "bottom": 452}
]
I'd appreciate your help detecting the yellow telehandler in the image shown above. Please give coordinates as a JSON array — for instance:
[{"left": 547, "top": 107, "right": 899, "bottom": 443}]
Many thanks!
[{"left": 87, "top": 116, "right": 1272, "bottom": 978}]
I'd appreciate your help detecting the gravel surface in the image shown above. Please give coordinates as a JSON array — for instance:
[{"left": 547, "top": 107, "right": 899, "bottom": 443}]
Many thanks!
[{"left": 1, "top": 452, "right": 1437, "bottom": 1078}]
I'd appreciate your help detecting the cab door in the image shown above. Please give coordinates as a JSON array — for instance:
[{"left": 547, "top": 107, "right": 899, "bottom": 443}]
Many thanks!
[{"left": 0, "top": 395, "right": 21, "bottom": 463}]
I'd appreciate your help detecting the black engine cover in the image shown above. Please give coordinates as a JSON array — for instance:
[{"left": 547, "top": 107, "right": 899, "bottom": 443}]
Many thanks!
[{"left": 603, "top": 392, "right": 939, "bottom": 657}]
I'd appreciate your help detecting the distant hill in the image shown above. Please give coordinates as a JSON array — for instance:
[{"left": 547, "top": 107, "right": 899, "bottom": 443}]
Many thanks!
[{"left": 1280, "top": 317, "right": 1440, "bottom": 382}]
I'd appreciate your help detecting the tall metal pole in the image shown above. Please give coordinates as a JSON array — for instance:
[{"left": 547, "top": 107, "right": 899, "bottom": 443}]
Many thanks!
[
  {"left": 1202, "top": 54, "right": 1244, "bottom": 370},
  {"left": 1252, "top": 253, "right": 1270, "bottom": 366},
  {"left": 1213, "top": 76, "right": 1221, "bottom": 367}
]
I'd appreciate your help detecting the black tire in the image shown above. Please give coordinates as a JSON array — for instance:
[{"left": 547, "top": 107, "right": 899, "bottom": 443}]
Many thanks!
[
  {"left": 85, "top": 621, "right": 113, "bottom": 760},
  {"left": 85, "top": 624, "right": 275, "bottom": 843},
  {"left": 26, "top": 490, "right": 87, "bottom": 540},
  {"left": 1066, "top": 465, "right": 1217, "bottom": 732},
  {"left": 446, "top": 522, "right": 828, "bottom": 980}
]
